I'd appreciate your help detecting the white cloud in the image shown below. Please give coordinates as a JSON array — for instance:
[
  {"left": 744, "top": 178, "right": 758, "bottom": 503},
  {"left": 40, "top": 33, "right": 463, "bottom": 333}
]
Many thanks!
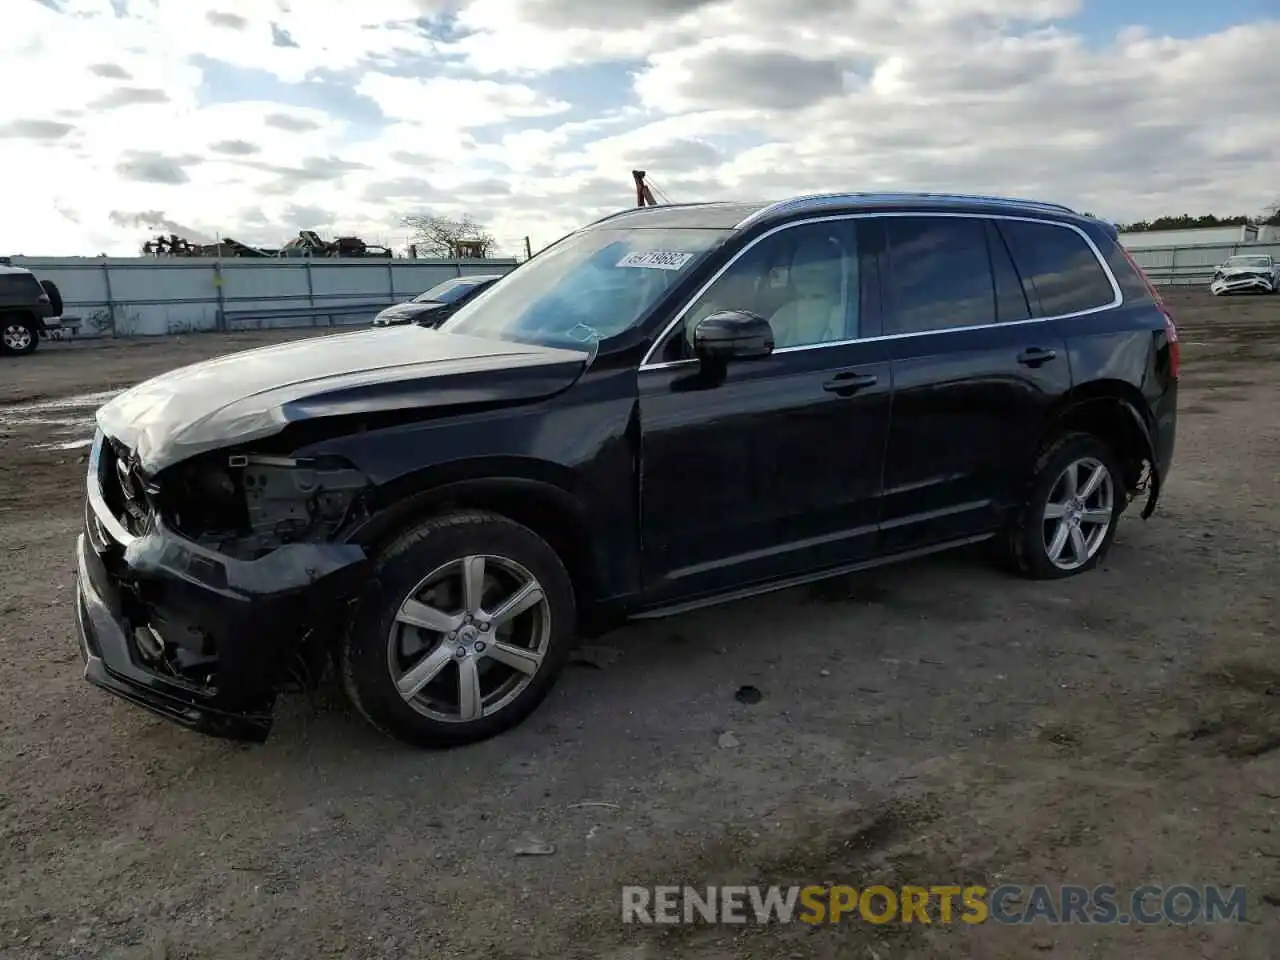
[
  {"left": 126, "top": 0, "right": 447, "bottom": 83},
  {"left": 445, "top": 0, "right": 673, "bottom": 74},
  {"left": 1, "top": 0, "right": 1278, "bottom": 258},
  {"left": 356, "top": 74, "right": 571, "bottom": 127}
]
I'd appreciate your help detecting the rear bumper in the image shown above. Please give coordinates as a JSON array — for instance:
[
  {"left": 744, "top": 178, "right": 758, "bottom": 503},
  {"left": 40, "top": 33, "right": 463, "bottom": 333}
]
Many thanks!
[
  {"left": 1134, "top": 379, "right": 1177, "bottom": 520},
  {"left": 1154, "top": 379, "right": 1177, "bottom": 482},
  {"left": 74, "top": 436, "right": 368, "bottom": 742}
]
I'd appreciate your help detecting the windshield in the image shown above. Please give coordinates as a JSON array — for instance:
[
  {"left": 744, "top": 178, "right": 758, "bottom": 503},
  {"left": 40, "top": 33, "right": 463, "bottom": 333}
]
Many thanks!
[
  {"left": 436, "top": 226, "right": 732, "bottom": 349},
  {"left": 1226, "top": 256, "right": 1271, "bottom": 268},
  {"left": 413, "top": 278, "right": 485, "bottom": 304}
]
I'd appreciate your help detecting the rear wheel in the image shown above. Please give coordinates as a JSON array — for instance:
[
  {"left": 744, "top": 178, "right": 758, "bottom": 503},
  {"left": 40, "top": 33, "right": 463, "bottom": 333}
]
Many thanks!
[
  {"left": 341, "top": 510, "right": 576, "bottom": 748},
  {"left": 0, "top": 315, "right": 39, "bottom": 356},
  {"left": 1006, "top": 432, "right": 1124, "bottom": 580}
]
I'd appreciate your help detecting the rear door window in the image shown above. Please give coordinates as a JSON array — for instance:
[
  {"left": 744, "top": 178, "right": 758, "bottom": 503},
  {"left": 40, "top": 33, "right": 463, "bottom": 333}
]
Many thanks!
[
  {"left": 996, "top": 219, "right": 1116, "bottom": 317},
  {"left": 881, "top": 216, "right": 996, "bottom": 335},
  {"left": 984, "top": 220, "right": 1031, "bottom": 323}
]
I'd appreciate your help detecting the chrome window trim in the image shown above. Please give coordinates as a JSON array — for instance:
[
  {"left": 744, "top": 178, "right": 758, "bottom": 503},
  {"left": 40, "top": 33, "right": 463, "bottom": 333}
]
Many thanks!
[{"left": 638, "top": 210, "right": 1123, "bottom": 373}]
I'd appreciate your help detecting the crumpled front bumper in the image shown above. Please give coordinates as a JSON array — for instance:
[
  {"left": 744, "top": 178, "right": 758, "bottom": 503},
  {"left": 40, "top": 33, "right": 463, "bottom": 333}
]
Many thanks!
[
  {"left": 1209, "top": 274, "right": 1275, "bottom": 295},
  {"left": 74, "top": 432, "right": 368, "bottom": 742}
]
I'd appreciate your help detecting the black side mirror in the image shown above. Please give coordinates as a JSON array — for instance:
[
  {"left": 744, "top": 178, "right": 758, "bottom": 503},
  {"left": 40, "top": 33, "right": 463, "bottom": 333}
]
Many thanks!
[{"left": 692, "top": 310, "right": 774, "bottom": 363}]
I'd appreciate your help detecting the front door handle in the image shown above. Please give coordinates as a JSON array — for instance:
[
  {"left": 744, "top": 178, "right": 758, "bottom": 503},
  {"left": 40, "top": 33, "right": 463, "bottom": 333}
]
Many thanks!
[
  {"left": 1016, "top": 347, "right": 1058, "bottom": 367},
  {"left": 823, "top": 371, "right": 879, "bottom": 396}
]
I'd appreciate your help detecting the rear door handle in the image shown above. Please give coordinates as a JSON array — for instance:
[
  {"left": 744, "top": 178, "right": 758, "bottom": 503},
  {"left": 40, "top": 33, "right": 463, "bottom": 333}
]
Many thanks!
[
  {"left": 823, "top": 371, "right": 879, "bottom": 396},
  {"left": 1016, "top": 347, "right": 1058, "bottom": 367}
]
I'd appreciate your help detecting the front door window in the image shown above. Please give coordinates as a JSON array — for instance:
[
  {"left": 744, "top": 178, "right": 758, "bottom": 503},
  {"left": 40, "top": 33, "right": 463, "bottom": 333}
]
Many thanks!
[{"left": 659, "top": 221, "right": 860, "bottom": 361}]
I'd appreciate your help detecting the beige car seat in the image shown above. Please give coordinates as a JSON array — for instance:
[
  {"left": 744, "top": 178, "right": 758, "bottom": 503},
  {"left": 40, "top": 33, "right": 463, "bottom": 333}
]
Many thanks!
[{"left": 767, "top": 236, "right": 847, "bottom": 349}]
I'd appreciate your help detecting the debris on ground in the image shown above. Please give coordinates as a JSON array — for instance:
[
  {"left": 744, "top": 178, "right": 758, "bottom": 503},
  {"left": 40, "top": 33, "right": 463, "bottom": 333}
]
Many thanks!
[{"left": 513, "top": 838, "right": 556, "bottom": 856}]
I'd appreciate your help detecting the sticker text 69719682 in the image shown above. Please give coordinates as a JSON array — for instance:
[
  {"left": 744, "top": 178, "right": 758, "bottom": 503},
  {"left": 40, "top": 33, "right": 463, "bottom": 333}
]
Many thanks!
[{"left": 616, "top": 250, "right": 694, "bottom": 271}]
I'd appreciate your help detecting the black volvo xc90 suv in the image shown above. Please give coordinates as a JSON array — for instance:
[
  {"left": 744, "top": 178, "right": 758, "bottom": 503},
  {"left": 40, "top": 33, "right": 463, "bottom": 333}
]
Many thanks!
[{"left": 75, "top": 192, "right": 1179, "bottom": 748}]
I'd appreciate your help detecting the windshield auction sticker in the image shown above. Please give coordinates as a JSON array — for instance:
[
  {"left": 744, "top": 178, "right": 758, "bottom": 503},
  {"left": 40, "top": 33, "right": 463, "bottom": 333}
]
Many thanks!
[{"left": 616, "top": 250, "right": 694, "bottom": 270}]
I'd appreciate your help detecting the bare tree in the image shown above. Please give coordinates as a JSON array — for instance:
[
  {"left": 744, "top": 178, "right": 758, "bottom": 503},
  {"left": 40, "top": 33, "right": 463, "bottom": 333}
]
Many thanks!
[{"left": 402, "top": 213, "right": 496, "bottom": 258}]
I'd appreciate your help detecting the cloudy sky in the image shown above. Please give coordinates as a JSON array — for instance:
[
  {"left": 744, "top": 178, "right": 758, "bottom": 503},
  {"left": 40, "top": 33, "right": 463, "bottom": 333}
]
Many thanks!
[{"left": 2, "top": 0, "right": 1277, "bottom": 257}]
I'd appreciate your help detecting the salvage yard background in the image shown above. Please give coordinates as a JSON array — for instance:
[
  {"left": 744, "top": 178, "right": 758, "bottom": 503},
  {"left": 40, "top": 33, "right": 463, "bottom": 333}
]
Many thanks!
[
  {"left": 10, "top": 234, "right": 1280, "bottom": 340},
  {"left": 0, "top": 288, "right": 1277, "bottom": 959},
  {"left": 9, "top": 255, "right": 519, "bottom": 337}
]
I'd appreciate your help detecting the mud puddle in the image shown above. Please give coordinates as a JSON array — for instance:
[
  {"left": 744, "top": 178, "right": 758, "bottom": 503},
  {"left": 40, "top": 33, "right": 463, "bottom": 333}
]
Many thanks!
[{"left": 0, "top": 390, "right": 117, "bottom": 450}]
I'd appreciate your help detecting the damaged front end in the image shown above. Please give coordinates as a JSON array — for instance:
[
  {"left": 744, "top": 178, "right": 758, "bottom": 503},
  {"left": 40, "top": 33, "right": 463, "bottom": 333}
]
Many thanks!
[
  {"left": 74, "top": 430, "right": 372, "bottom": 742},
  {"left": 1209, "top": 271, "right": 1277, "bottom": 296}
]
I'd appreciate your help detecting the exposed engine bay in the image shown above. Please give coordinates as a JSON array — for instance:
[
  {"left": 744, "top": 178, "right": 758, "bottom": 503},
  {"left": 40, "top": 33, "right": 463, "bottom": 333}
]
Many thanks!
[{"left": 160, "top": 452, "right": 372, "bottom": 559}]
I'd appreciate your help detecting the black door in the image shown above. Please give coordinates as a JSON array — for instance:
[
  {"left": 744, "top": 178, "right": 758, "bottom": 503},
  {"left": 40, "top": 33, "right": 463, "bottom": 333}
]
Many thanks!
[
  {"left": 637, "top": 218, "right": 892, "bottom": 604},
  {"left": 872, "top": 214, "right": 1073, "bottom": 554}
]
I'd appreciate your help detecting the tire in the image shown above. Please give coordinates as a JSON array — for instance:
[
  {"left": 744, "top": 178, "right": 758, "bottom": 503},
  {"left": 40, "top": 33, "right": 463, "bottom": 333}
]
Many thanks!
[
  {"left": 341, "top": 509, "right": 576, "bottom": 748},
  {"left": 0, "top": 315, "right": 39, "bottom": 356},
  {"left": 39, "top": 279, "right": 63, "bottom": 317},
  {"left": 1005, "top": 432, "right": 1124, "bottom": 581}
]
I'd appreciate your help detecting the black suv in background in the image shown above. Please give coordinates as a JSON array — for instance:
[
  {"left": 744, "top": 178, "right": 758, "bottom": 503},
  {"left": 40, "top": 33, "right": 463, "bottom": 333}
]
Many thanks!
[
  {"left": 0, "top": 261, "right": 62, "bottom": 356},
  {"left": 75, "top": 193, "right": 1178, "bottom": 748}
]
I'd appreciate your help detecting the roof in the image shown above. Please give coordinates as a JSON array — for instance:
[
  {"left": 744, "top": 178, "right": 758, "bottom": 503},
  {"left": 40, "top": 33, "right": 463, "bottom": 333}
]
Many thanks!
[
  {"left": 0, "top": 263, "right": 33, "bottom": 276},
  {"left": 585, "top": 201, "right": 773, "bottom": 231},
  {"left": 585, "top": 192, "right": 1081, "bottom": 233}
]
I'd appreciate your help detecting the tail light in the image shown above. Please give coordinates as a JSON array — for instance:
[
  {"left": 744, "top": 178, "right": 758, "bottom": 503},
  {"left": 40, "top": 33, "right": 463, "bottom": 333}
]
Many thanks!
[{"left": 1119, "top": 245, "right": 1179, "bottom": 380}]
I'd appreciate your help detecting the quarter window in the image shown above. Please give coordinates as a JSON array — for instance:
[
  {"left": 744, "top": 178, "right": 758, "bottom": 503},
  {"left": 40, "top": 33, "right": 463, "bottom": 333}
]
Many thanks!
[
  {"left": 0, "top": 273, "right": 41, "bottom": 298},
  {"left": 881, "top": 217, "right": 996, "bottom": 335},
  {"left": 996, "top": 219, "right": 1115, "bottom": 317},
  {"left": 664, "top": 220, "right": 859, "bottom": 360}
]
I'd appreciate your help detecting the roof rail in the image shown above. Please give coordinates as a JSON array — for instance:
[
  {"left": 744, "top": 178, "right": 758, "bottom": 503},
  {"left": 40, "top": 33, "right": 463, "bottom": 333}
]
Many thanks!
[{"left": 734, "top": 192, "right": 1077, "bottom": 230}]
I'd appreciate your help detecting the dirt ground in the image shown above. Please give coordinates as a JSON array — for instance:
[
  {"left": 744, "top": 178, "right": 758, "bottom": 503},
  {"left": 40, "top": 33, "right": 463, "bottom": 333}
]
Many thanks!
[{"left": 0, "top": 290, "right": 1276, "bottom": 960}]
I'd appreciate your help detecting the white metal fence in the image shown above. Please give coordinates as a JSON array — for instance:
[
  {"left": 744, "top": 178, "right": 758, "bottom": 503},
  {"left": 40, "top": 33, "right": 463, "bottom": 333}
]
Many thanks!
[
  {"left": 1124, "top": 241, "right": 1280, "bottom": 287},
  {"left": 11, "top": 238, "right": 1275, "bottom": 340},
  {"left": 10, "top": 256, "right": 520, "bottom": 337}
]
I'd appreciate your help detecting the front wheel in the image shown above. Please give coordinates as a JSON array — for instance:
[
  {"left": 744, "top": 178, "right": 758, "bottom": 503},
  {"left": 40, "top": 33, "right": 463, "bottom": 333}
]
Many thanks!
[
  {"left": 341, "top": 510, "right": 576, "bottom": 748},
  {"left": 1006, "top": 433, "right": 1124, "bottom": 580},
  {"left": 0, "top": 316, "right": 39, "bottom": 356}
]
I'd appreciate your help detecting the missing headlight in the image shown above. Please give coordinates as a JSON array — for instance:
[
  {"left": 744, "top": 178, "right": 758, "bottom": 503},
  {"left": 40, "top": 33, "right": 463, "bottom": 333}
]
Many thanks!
[{"left": 165, "top": 452, "right": 372, "bottom": 559}]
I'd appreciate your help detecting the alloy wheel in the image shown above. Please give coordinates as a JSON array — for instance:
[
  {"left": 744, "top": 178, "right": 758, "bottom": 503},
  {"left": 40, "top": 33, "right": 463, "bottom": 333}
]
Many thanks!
[
  {"left": 2, "top": 323, "right": 33, "bottom": 352},
  {"left": 1042, "top": 456, "right": 1114, "bottom": 571},
  {"left": 386, "top": 554, "right": 551, "bottom": 723}
]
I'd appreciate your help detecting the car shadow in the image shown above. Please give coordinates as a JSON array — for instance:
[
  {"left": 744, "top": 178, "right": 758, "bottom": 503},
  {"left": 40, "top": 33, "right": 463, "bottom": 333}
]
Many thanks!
[{"left": 236, "top": 540, "right": 1013, "bottom": 771}]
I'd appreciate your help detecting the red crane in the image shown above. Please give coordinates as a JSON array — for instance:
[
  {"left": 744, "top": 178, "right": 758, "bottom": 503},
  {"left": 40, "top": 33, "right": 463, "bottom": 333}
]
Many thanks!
[{"left": 632, "top": 170, "right": 658, "bottom": 207}]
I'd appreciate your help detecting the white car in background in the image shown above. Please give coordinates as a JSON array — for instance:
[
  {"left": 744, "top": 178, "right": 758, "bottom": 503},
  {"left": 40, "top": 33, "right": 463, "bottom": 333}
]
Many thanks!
[{"left": 1209, "top": 254, "right": 1279, "bottom": 295}]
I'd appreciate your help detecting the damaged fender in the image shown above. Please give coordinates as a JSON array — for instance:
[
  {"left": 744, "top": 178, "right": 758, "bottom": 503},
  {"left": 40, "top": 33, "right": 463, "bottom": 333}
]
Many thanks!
[{"left": 1117, "top": 400, "right": 1162, "bottom": 519}]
